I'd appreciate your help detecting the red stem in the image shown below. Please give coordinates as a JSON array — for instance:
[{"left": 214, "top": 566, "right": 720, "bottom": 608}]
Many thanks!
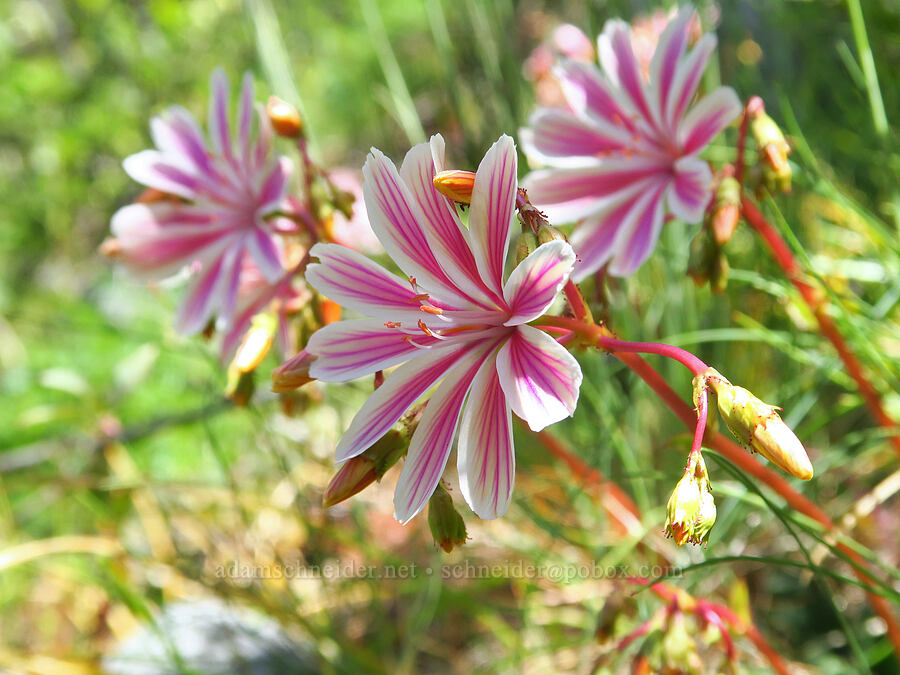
[{"left": 741, "top": 196, "right": 900, "bottom": 460}]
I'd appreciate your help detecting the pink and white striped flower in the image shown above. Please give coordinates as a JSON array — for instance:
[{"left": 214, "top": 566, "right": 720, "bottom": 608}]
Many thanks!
[
  {"left": 521, "top": 6, "right": 741, "bottom": 280},
  {"left": 303, "top": 135, "right": 582, "bottom": 523},
  {"left": 110, "top": 68, "right": 292, "bottom": 334}
]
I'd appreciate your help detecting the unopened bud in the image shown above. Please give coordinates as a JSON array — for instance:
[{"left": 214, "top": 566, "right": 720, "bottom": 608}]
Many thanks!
[
  {"left": 710, "top": 250, "right": 729, "bottom": 294},
  {"left": 537, "top": 224, "right": 566, "bottom": 245},
  {"left": 225, "top": 367, "right": 254, "bottom": 406},
  {"left": 323, "top": 454, "right": 378, "bottom": 508},
  {"left": 686, "top": 228, "right": 717, "bottom": 287},
  {"left": 232, "top": 313, "right": 277, "bottom": 374},
  {"left": 271, "top": 349, "right": 316, "bottom": 392},
  {"left": 266, "top": 96, "right": 303, "bottom": 138},
  {"left": 433, "top": 170, "right": 476, "bottom": 204},
  {"left": 704, "top": 368, "right": 813, "bottom": 480},
  {"left": 665, "top": 471, "right": 702, "bottom": 546},
  {"left": 99, "top": 237, "right": 122, "bottom": 258},
  {"left": 749, "top": 98, "right": 791, "bottom": 193},
  {"left": 428, "top": 482, "right": 467, "bottom": 553},
  {"left": 515, "top": 231, "right": 540, "bottom": 264},
  {"left": 693, "top": 488, "right": 716, "bottom": 546},
  {"left": 711, "top": 177, "right": 741, "bottom": 246}
]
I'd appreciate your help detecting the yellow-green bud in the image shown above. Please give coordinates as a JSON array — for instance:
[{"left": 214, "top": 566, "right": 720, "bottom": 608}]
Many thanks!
[
  {"left": 536, "top": 224, "right": 566, "bottom": 245},
  {"left": 515, "top": 231, "right": 540, "bottom": 265},
  {"left": 271, "top": 350, "right": 316, "bottom": 393},
  {"left": 704, "top": 368, "right": 813, "bottom": 480},
  {"left": 428, "top": 482, "right": 467, "bottom": 553},
  {"left": 322, "top": 428, "right": 409, "bottom": 507},
  {"left": 686, "top": 227, "right": 717, "bottom": 287},
  {"left": 711, "top": 176, "right": 741, "bottom": 246},
  {"left": 665, "top": 472, "right": 702, "bottom": 546},
  {"left": 232, "top": 313, "right": 277, "bottom": 374},
  {"left": 692, "top": 488, "right": 716, "bottom": 546},
  {"left": 748, "top": 97, "right": 791, "bottom": 194}
]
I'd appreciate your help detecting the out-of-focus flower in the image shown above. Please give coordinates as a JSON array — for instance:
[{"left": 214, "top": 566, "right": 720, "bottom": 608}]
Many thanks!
[
  {"left": 296, "top": 135, "right": 582, "bottom": 523},
  {"left": 109, "top": 69, "right": 293, "bottom": 335},
  {"left": 325, "top": 168, "right": 382, "bottom": 254},
  {"left": 524, "top": 23, "right": 594, "bottom": 107},
  {"left": 630, "top": 8, "right": 703, "bottom": 77},
  {"left": 521, "top": 6, "right": 741, "bottom": 279}
]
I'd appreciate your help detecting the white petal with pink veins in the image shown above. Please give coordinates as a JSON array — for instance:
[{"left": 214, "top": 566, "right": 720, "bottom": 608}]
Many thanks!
[
  {"left": 333, "top": 342, "right": 474, "bottom": 462},
  {"left": 306, "top": 318, "right": 439, "bottom": 382},
  {"left": 679, "top": 87, "right": 742, "bottom": 156},
  {"left": 666, "top": 155, "right": 713, "bottom": 224},
  {"left": 467, "top": 135, "right": 518, "bottom": 297},
  {"left": 496, "top": 325, "right": 582, "bottom": 432},
  {"left": 393, "top": 346, "right": 492, "bottom": 523},
  {"left": 457, "top": 356, "right": 515, "bottom": 519},
  {"left": 503, "top": 240, "right": 576, "bottom": 326}
]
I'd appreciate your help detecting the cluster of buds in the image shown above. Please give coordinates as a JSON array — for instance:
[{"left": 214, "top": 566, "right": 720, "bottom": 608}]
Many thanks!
[
  {"left": 696, "top": 367, "right": 813, "bottom": 480},
  {"left": 603, "top": 580, "right": 782, "bottom": 674},
  {"left": 747, "top": 96, "right": 792, "bottom": 194},
  {"left": 665, "top": 451, "right": 716, "bottom": 547},
  {"left": 687, "top": 168, "right": 740, "bottom": 293}
]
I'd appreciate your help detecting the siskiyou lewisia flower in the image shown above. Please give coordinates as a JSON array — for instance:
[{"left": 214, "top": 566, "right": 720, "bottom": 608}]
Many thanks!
[
  {"left": 520, "top": 6, "right": 741, "bottom": 279},
  {"left": 109, "top": 69, "right": 293, "bottom": 335},
  {"left": 300, "top": 135, "right": 583, "bottom": 523}
]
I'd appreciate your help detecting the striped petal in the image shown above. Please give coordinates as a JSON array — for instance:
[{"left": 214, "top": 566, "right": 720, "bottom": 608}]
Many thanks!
[
  {"left": 363, "top": 148, "right": 471, "bottom": 308},
  {"left": 503, "top": 240, "right": 575, "bottom": 326},
  {"left": 175, "top": 251, "right": 229, "bottom": 335},
  {"left": 393, "top": 345, "right": 491, "bottom": 523},
  {"left": 467, "top": 135, "right": 517, "bottom": 296},
  {"left": 556, "top": 59, "right": 637, "bottom": 133},
  {"left": 667, "top": 155, "right": 713, "bottom": 224},
  {"left": 665, "top": 34, "right": 717, "bottom": 130},
  {"left": 568, "top": 208, "right": 627, "bottom": 282},
  {"left": 305, "top": 243, "right": 433, "bottom": 323},
  {"left": 520, "top": 108, "right": 630, "bottom": 166},
  {"left": 334, "top": 343, "right": 474, "bottom": 462},
  {"left": 246, "top": 228, "right": 284, "bottom": 282},
  {"left": 679, "top": 87, "right": 742, "bottom": 156},
  {"left": 607, "top": 183, "right": 668, "bottom": 277},
  {"left": 648, "top": 6, "right": 693, "bottom": 133},
  {"left": 399, "top": 137, "right": 497, "bottom": 307},
  {"left": 207, "top": 68, "right": 232, "bottom": 158},
  {"left": 122, "top": 150, "right": 200, "bottom": 200},
  {"left": 306, "top": 319, "right": 439, "bottom": 382},
  {"left": 601, "top": 20, "right": 656, "bottom": 131},
  {"left": 496, "top": 325, "right": 582, "bottom": 432},
  {"left": 457, "top": 356, "right": 515, "bottom": 519}
]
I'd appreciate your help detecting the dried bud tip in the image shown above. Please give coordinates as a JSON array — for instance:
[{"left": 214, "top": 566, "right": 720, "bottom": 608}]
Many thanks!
[
  {"left": 433, "top": 170, "right": 476, "bottom": 204},
  {"left": 271, "top": 350, "right": 316, "bottom": 392},
  {"left": 266, "top": 96, "right": 303, "bottom": 138}
]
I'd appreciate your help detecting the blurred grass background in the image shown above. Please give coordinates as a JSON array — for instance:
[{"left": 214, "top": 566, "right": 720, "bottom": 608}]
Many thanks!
[{"left": 0, "top": 0, "right": 899, "bottom": 672}]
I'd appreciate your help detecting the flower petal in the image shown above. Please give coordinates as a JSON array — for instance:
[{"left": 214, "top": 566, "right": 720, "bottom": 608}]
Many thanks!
[
  {"left": 363, "top": 148, "right": 471, "bottom": 308},
  {"left": 601, "top": 20, "right": 656, "bottom": 131},
  {"left": 237, "top": 72, "right": 254, "bottom": 162},
  {"left": 334, "top": 343, "right": 473, "bottom": 462},
  {"left": 666, "top": 155, "right": 713, "bottom": 223},
  {"left": 679, "top": 87, "right": 742, "bottom": 156},
  {"left": 496, "top": 325, "right": 582, "bottom": 432},
  {"left": 467, "top": 135, "right": 517, "bottom": 296},
  {"left": 246, "top": 228, "right": 284, "bottom": 282},
  {"left": 122, "top": 150, "right": 200, "bottom": 200},
  {"left": 305, "top": 243, "right": 433, "bottom": 323},
  {"left": 607, "top": 183, "right": 667, "bottom": 277},
  {"left": 648, "top": 6, "right": 694, "bottom": 133},
  {"left": 256, "top": 157, "right": 291, "bottom": 215},
  {"left": 523, "top": 156, "right": 665, "bottom": 224},
  {"left": 568, "top": 208, "right": 627, "bottom": 282},
  {"left": 393, "top": 346, "right": 491, "bottom": 523},
  {"left": 555, "top": 59, "right": 637, "bottom": 132},
  {"left": 150, "top": 107, "right": 212, "bottom": 175},
  {"left": 208, "top": 68, "right": 232, "bottom": 158},
  {"left": 306, "top": 318, "right": 439, "bottom": 382},
  {"left": 665, "top": 34, "right": 716, "bottom": 130},
  {"left": 503, "top": 240, "right": 575, "bottom": 326},
  {"left": 519, "top": 108, "right": 630, "bottom": 166},
  {"left": 398, "top": 137, "right": 497, "bottom": 307},
  {"left": 175, "top": 252, "right": 228, "bottom": 335},
  {"left": 457, "top": 356, "right": 515, "bottom": 519}
]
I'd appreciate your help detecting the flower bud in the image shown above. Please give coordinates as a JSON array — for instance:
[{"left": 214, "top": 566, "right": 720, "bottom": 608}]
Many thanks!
[
  {"left": 225, "top": 368, "right": 254, "bottom": 406},
  {"left": 428, "top": 482, "right": 467, "bottom": 553},
  {"left": 432, "top": 170, "right": 476, "bottom": 204},
  {"left": 232, "top": 313, "right": 277, "bottom": 374},
  {"left": 686, "top": 227, "right": 716, "bottom": 287},
  {"left": 271, "top": 350, "right": 316, "bottom": 392},
  {"left": 536, "top": 224, "right": 566, "bottom": 245},
  {"left": 515, "top": 231, "right": 539, "bottom": 265},
  {"left": 664, "top": 471, "right": 702, "bottom": 546},
  {"left": 322, "top": 429, "right": 407, "bottom": 507},
  {"left": 705, "top": 368, "right": 813, "bottom": 480},
  {"left": 692, "top": 488, "right": 716, "bottom": 546},
  {"left": 748, "top": 97, "right": 791, "bottom": 194},
  {"left": 266, "top": 96, "right": 303, "bottom": 138},
  {"left": 710, "top": 249, "right": 729, "bottom": 294},
  {"left": 711, "top": 176, "right": 741, "bottom": 246}
]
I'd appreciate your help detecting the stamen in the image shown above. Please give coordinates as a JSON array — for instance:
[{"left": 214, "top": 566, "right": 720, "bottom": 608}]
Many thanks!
[
  {"left": 407, "top": 276, "right": 418, "bottom": 291},
  {"left": 420, "top": 304, "right": 443, "bottom": 315},
  {"left": 417, "top": 319, "right": 448, "bottom": 340},
  {"left": 409, "top": 293, "right": 431, "bottom": 303},
  {"left": 384, "top": 321, "right": 402, "bottom": 328},
  {"left": 401, "top": 335, "right": 432, "bottom": 350}
]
